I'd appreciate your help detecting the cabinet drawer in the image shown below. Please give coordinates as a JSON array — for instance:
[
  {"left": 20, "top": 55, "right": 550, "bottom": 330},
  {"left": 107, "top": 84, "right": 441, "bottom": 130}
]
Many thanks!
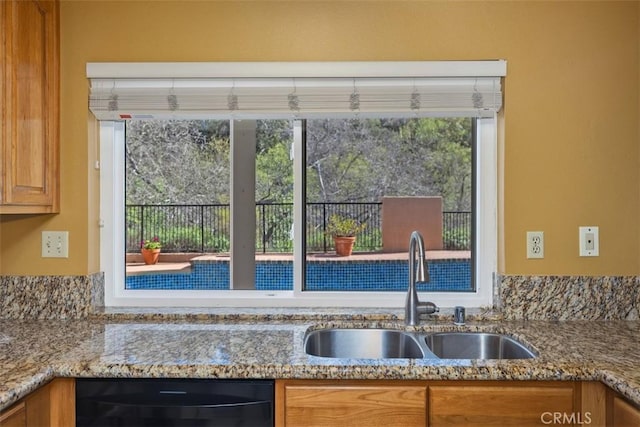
[
  {"left": 277, "top": 381, "right": 426, "bottom": 427},
  {"left": 429, "top": 383, "right": 576, "bottom": 427}
]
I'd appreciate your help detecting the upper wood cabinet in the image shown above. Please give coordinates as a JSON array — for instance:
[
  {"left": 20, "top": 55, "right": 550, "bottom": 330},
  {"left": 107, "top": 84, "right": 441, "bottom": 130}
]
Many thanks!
[{"left": 0, "top": 0, "right": 60, "bottom": 214}]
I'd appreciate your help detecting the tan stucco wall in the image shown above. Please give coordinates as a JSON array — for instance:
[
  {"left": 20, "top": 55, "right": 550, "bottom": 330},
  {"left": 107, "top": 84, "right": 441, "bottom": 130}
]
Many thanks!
[
  {"left": 0, "top": 0, "right": 638, "bottom": 277},
  {"left": 382, "top": 197, "right": 443, "bottom": 252}
]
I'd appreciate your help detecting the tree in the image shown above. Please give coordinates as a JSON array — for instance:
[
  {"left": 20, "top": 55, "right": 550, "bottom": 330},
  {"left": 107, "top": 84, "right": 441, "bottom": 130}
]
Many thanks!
[
  {"left": 125, "top": 117, "right": 473, "bottom": 211},
  {"left": 125, "top": 120, "right": 230, "bottom": 204},
  {"left": 256, "top": 140, "right": 293, "bottom": 203},
  {"left": 305, "top": 117, "right": 472, "bottom": 210}
]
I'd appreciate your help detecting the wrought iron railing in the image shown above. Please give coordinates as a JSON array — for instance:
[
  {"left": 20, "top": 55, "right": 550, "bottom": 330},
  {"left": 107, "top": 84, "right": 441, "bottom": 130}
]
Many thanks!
[
  {"left": 442, "top": 211, "right": 472, "bottom": 250},
  {"left": 126, "top": 203, "right": 470, "bottom": 253}
]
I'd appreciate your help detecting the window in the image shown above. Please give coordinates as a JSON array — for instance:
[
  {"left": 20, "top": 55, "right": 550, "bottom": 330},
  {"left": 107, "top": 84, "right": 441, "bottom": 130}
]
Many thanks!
[
  {"left": 304, "top": 118, "right": 474, "bottom": 293},
  {"left": 95, "top": 62, "right": 502, "bottom": 308}
]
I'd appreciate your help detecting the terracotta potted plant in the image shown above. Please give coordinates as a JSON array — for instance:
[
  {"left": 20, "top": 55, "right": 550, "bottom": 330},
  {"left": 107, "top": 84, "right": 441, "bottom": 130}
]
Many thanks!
[
  {"left": 326, "top": 214, "right": 366, "bottom": 256},
  {"left": 140, "top": 236, "right": 162, "bottom": 265}
]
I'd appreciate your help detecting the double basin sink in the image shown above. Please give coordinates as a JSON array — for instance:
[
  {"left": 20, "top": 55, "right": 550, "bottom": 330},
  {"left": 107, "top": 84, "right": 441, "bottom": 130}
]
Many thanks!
[{"left": 304, "top": 328, "right": 536, "bottom": 360}]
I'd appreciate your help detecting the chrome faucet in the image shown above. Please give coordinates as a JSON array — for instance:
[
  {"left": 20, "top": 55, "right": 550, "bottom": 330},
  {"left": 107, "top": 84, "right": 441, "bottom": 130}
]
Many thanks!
[{"left": 405, "top": 231, "right": 438, "bottom": 326}]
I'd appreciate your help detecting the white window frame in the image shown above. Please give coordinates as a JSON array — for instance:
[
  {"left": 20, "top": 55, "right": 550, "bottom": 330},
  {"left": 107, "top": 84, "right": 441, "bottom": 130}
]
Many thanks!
[{"left": 100, "top": 116, "right": 497, "bottom": 308}]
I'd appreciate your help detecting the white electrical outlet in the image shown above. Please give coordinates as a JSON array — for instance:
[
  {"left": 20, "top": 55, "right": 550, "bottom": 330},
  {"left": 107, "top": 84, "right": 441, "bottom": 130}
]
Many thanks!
[
  {"left": 526, "top": 231, "right": 544, "bottom": 259},
  {"left": 579, "top": 226, "right": 599, "bottom": 257},
  {"left": 42, "top": 231, "right": 69, "bottom": 258}
]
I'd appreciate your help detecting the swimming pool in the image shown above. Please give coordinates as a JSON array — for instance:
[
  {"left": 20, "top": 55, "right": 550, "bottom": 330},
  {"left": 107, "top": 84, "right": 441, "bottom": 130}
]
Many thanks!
[{"left": 126, "top": 257, "right": 472, "bottom": 292}]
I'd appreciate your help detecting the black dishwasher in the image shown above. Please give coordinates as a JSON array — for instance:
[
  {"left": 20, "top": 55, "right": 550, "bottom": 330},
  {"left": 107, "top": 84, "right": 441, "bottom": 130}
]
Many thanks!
[{"left": 76, "top": 378, "right": 274, "bottom": 427}]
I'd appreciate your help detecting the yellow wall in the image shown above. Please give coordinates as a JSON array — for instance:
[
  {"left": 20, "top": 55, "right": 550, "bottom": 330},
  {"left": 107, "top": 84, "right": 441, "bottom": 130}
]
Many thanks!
[{"left": 0, "top": 0, "right": 638, "bottom": 276}]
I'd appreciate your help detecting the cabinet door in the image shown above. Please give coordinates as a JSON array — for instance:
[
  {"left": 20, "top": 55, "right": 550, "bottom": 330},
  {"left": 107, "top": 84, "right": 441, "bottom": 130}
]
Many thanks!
[
  {"left": 24, "top": 378, "right": 75, "bottom": 427},
  {"left": 611, "top": 396, "right": 640, "bottom": 427},
  {"left": 581, "top": 381, "right": 607, "bottom": 426},
  {"left": 276, "top": 380, "right": 427, "bottom": 427},
  {"left": 0, "top": 401, "right": 26, "bottom": 427},
  {"left": 429, "top": 382, "right": 577, "bottom": 427},
  {"left": 1, "top": 0, "right": 59, "bottom": 213}
]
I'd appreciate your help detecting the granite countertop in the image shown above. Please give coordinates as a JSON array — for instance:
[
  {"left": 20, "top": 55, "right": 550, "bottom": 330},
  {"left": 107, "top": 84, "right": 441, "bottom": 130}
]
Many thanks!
[{"left": 0, "top": 312, "right": 639, "bottom": 412}]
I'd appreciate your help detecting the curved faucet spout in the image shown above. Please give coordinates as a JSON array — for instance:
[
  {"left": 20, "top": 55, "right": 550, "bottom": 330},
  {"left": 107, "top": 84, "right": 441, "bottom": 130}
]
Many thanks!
[
  {"left": 409, "top": 231, "right": 429, "bottom": 284},
  {"left": 405, "top": 231, "right": 438, "bottom": 326}
]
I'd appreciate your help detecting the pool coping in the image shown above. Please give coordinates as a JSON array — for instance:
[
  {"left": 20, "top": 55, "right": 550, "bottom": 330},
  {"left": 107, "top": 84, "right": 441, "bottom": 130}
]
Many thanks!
[{"left": 126, "top": 250, "right": 471, "bottom": 275}]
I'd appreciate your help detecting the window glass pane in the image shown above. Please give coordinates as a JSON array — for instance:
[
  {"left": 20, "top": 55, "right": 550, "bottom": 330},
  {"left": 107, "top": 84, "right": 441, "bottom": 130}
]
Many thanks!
[
  {"left": 124, "top": 120, "right": 231, "bottom": 290},
  {"left": 122, "top": 118, "right": 473, "bottom": 294},
  {"left": 304, "top": 118, "right": 474, "bottom": 292},
  {"left": 254, "top": 120, "right": 294, "bottom": 291}
]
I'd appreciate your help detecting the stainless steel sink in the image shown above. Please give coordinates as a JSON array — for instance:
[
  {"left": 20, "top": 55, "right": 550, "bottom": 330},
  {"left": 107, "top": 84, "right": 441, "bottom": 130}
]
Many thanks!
[
  {"left": 304, "top": 328, "right": 424, "bottom": 359},
  {"left": 424, "top": 332, "right": 536, "bottom": 359},
  {"left": 304, "top": 328, "right": 537, "bottom": 360}
]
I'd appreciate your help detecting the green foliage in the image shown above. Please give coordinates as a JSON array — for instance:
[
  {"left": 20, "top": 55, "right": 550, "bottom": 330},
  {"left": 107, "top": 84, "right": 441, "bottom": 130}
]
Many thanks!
[
  {"left": 143, "top": 226, "right": 230, "bottom": 253},
  {"left": 204, "top": 234, "right": 230, "bottom": 252},
  {"left": 259, "top": 236, "right": 292, "bottom": 252},
  {"left": 126, "top": 117, "right": 472, "bottom": 211},
  {"left": 126, "top": 117, "right": 474, "bottom": 253},
  {"left": 306, "top": 224, "right": 328, "bottom": 252},
  {"left": 353, "top": 228, "right": 382, "bottom": 252},
  {"left": 256, "top": 120, "right": 292, "bottom": 153},
  {"left": 443, "top": 227, "right": 471, "bottom": 250},
  {"left": 305, "top": 117, "right": 472, "bottom": 211},
  {"left": 141, "top": 237, "right": 161, "bottom": 250},
  {"left": 326, "top": 214, "right": 366, "bottom": 237},
  {"left": 256, "top": 141, "right": 293, "bottom": 202},
  {"left": 159, "top": 227, "right": 201, "bottom": 252}
]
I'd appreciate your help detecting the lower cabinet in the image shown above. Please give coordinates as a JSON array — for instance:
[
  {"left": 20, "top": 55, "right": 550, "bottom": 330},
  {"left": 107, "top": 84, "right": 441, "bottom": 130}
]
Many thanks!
[
  {"left": 429, "top": 382, "right": 578, "bottom": 427},
  {"left": 276, "top": 380, "right": 580, "bottom": 427},
  {"left": 0, "top": 378, "right": 74, "bottom": 427},
  {"left": 0, "top": 402, "right": 26, "bottom": 427},
  {"left": 276, "top": 380, "right": 427, "bottom": 427},
  {"left": 1, "top": 377, "right": 638, "bottom": 426},
  {"left": 609, "top": 392, "right": 640, "bottom": 427}
]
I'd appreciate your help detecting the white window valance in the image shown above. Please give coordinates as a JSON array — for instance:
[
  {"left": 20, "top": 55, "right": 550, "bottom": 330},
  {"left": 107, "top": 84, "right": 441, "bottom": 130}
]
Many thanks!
[{"left": 87, "top": 61, "right": 506, "bottom": 120}]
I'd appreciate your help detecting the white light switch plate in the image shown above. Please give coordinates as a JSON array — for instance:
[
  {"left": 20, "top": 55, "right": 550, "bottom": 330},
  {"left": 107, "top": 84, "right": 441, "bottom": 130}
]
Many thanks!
[{"left": 42, "top": 231, "right": 69, "bottom": 258}]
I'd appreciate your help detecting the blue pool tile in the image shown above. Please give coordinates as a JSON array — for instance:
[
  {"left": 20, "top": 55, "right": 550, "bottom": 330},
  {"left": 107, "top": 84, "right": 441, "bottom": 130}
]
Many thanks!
[{"left": 126, "top": 258, "right": 472, "bottom": 292}]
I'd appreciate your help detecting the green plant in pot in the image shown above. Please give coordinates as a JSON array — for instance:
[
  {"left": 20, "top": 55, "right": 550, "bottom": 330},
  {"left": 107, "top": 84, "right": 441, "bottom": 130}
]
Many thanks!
[
  {"left": 326, "top": 214, "right": 366, "bottom": 256},
  {"left": 140, "top": 236, "right": 162, "bottom": 265}
]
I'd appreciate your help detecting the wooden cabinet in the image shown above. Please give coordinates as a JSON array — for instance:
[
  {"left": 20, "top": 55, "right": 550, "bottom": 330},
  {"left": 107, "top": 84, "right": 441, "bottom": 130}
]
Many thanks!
[
  {"left": 581, "top": 381, "right": 607, "bottom": 426},
  {"left": 24, "top": 378, "right": 75, "bottom": 426},
  {"left": 276, "top": 380, "right": 580, "bottom": 427},
  {"left": 1, "top": 378, "right": 638, "bottom": 426},
  {"left": 428, "top": 382, "right": 578, "bottom": 427},
  {"left": 0, "top": 402, "right": 26, "bottom": 427},
  {"left": 276, "top": 380, "right": 427, "bottom": 427},
  {"left": 0, "top": 378, "right": 74, "bottom": 427},
  {"left": 608, "top": 392, "right": 640, "bottom": 427},
  {"left": 0, "top": 0, "right": 59, "bottom": 214}
]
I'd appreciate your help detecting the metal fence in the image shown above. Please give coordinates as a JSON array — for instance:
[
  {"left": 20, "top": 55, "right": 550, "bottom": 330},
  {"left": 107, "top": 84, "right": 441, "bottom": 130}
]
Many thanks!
[
  {"left": 443, "top": 211, "right": 472, "bottom": 250},
  {"left": 127, "top": 204, "right": 230, "bottom": 253},
  {"left": 127, "top": 203, "right": 470, "bottom": 253},
  {"left": 306, "top": 202, "right": 381, "bottom": 252}
]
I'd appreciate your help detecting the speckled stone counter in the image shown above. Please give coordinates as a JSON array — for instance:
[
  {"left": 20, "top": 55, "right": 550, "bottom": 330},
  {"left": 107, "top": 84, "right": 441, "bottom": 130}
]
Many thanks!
[{"left": 0, "top": 314, "right": 639, "bottom": 412}]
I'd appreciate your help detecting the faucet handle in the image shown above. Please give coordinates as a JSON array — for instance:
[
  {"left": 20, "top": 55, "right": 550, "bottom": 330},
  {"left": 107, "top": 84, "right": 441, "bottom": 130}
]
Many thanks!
[{"left": 417, "top": 301, "right": 439, "bottom": 315}]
